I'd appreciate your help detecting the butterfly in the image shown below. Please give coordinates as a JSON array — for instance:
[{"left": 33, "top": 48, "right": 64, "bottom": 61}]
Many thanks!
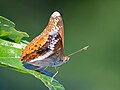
[{"left": 20, "top": 11, "right": 89, "bottom": 81}]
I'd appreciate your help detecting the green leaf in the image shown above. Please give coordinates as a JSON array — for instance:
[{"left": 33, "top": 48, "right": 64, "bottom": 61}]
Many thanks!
[
  {"left": 0, "top": 16, "right": 65, "bottom": 90},
  {"left": 0, "top": 39, "right": 65, "bottom": 90},
  {"left": 0, "top": 16, "right": 29, "bottom": 43}
]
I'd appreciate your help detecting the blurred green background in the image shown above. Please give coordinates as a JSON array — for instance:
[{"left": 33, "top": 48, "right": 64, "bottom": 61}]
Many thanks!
[{"left": 0, "top": 0, "right": 120, "bottom": 90}]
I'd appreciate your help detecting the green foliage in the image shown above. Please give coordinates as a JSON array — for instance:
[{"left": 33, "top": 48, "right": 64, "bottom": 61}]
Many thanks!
[
  {"left": 0, "top": 16, "right": 29, "bottom": 43},
  {"left": 0, "top": 16, "right": 65, "bottom": 90}
]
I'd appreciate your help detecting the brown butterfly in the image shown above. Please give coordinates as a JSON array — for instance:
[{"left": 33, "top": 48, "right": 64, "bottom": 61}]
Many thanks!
[{"left": 20, "top": 11, "right": 89, "bottom": 81}]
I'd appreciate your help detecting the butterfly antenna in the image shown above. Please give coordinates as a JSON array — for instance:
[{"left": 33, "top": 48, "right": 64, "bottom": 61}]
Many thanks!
[{"left": 68, "top": 45, "right": 89, "bottom": 57}]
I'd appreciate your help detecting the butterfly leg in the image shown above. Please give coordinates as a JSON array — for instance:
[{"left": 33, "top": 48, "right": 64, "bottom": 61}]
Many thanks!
[
  {"left": 51, "top": 66, "right": 60, "bottom": 82},
  {"left": 40, "top": 66, "right": 49, "bottom": 73},
  {"left": 51, "top": 70, "right": 58, "bottom": 82}
]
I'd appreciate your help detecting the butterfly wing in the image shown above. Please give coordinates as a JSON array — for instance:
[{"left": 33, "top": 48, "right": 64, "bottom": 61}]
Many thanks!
[{"left": 21, "top": 11, "right": 64, "bottom": 69}]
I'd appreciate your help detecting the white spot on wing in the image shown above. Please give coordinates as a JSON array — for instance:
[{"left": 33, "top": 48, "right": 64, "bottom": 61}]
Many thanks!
[
  {"left": 52, "top": 26, "right": 59, "bottom": 31},
  {"left": 29, "top": 51, "right": 54, "bottom": 62},
  {"left": 49, "top": 30, "right": 58, "bottom": 35},
  {"left": 52, "top": 11, "right": 61, "bottom": 17},
  {"left": 48, "top": 30, "right": 59, "bottom": 50}
]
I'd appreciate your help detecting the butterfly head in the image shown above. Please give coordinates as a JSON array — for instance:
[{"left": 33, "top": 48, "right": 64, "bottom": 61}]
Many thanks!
[{"left": 62, "top": 56, "right": 70, "bottom": 63}]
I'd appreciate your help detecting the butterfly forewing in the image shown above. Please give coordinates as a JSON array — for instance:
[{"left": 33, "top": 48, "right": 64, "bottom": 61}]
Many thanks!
[{"left": 21, "top": 11, "right": 65, "bottom": 69}]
